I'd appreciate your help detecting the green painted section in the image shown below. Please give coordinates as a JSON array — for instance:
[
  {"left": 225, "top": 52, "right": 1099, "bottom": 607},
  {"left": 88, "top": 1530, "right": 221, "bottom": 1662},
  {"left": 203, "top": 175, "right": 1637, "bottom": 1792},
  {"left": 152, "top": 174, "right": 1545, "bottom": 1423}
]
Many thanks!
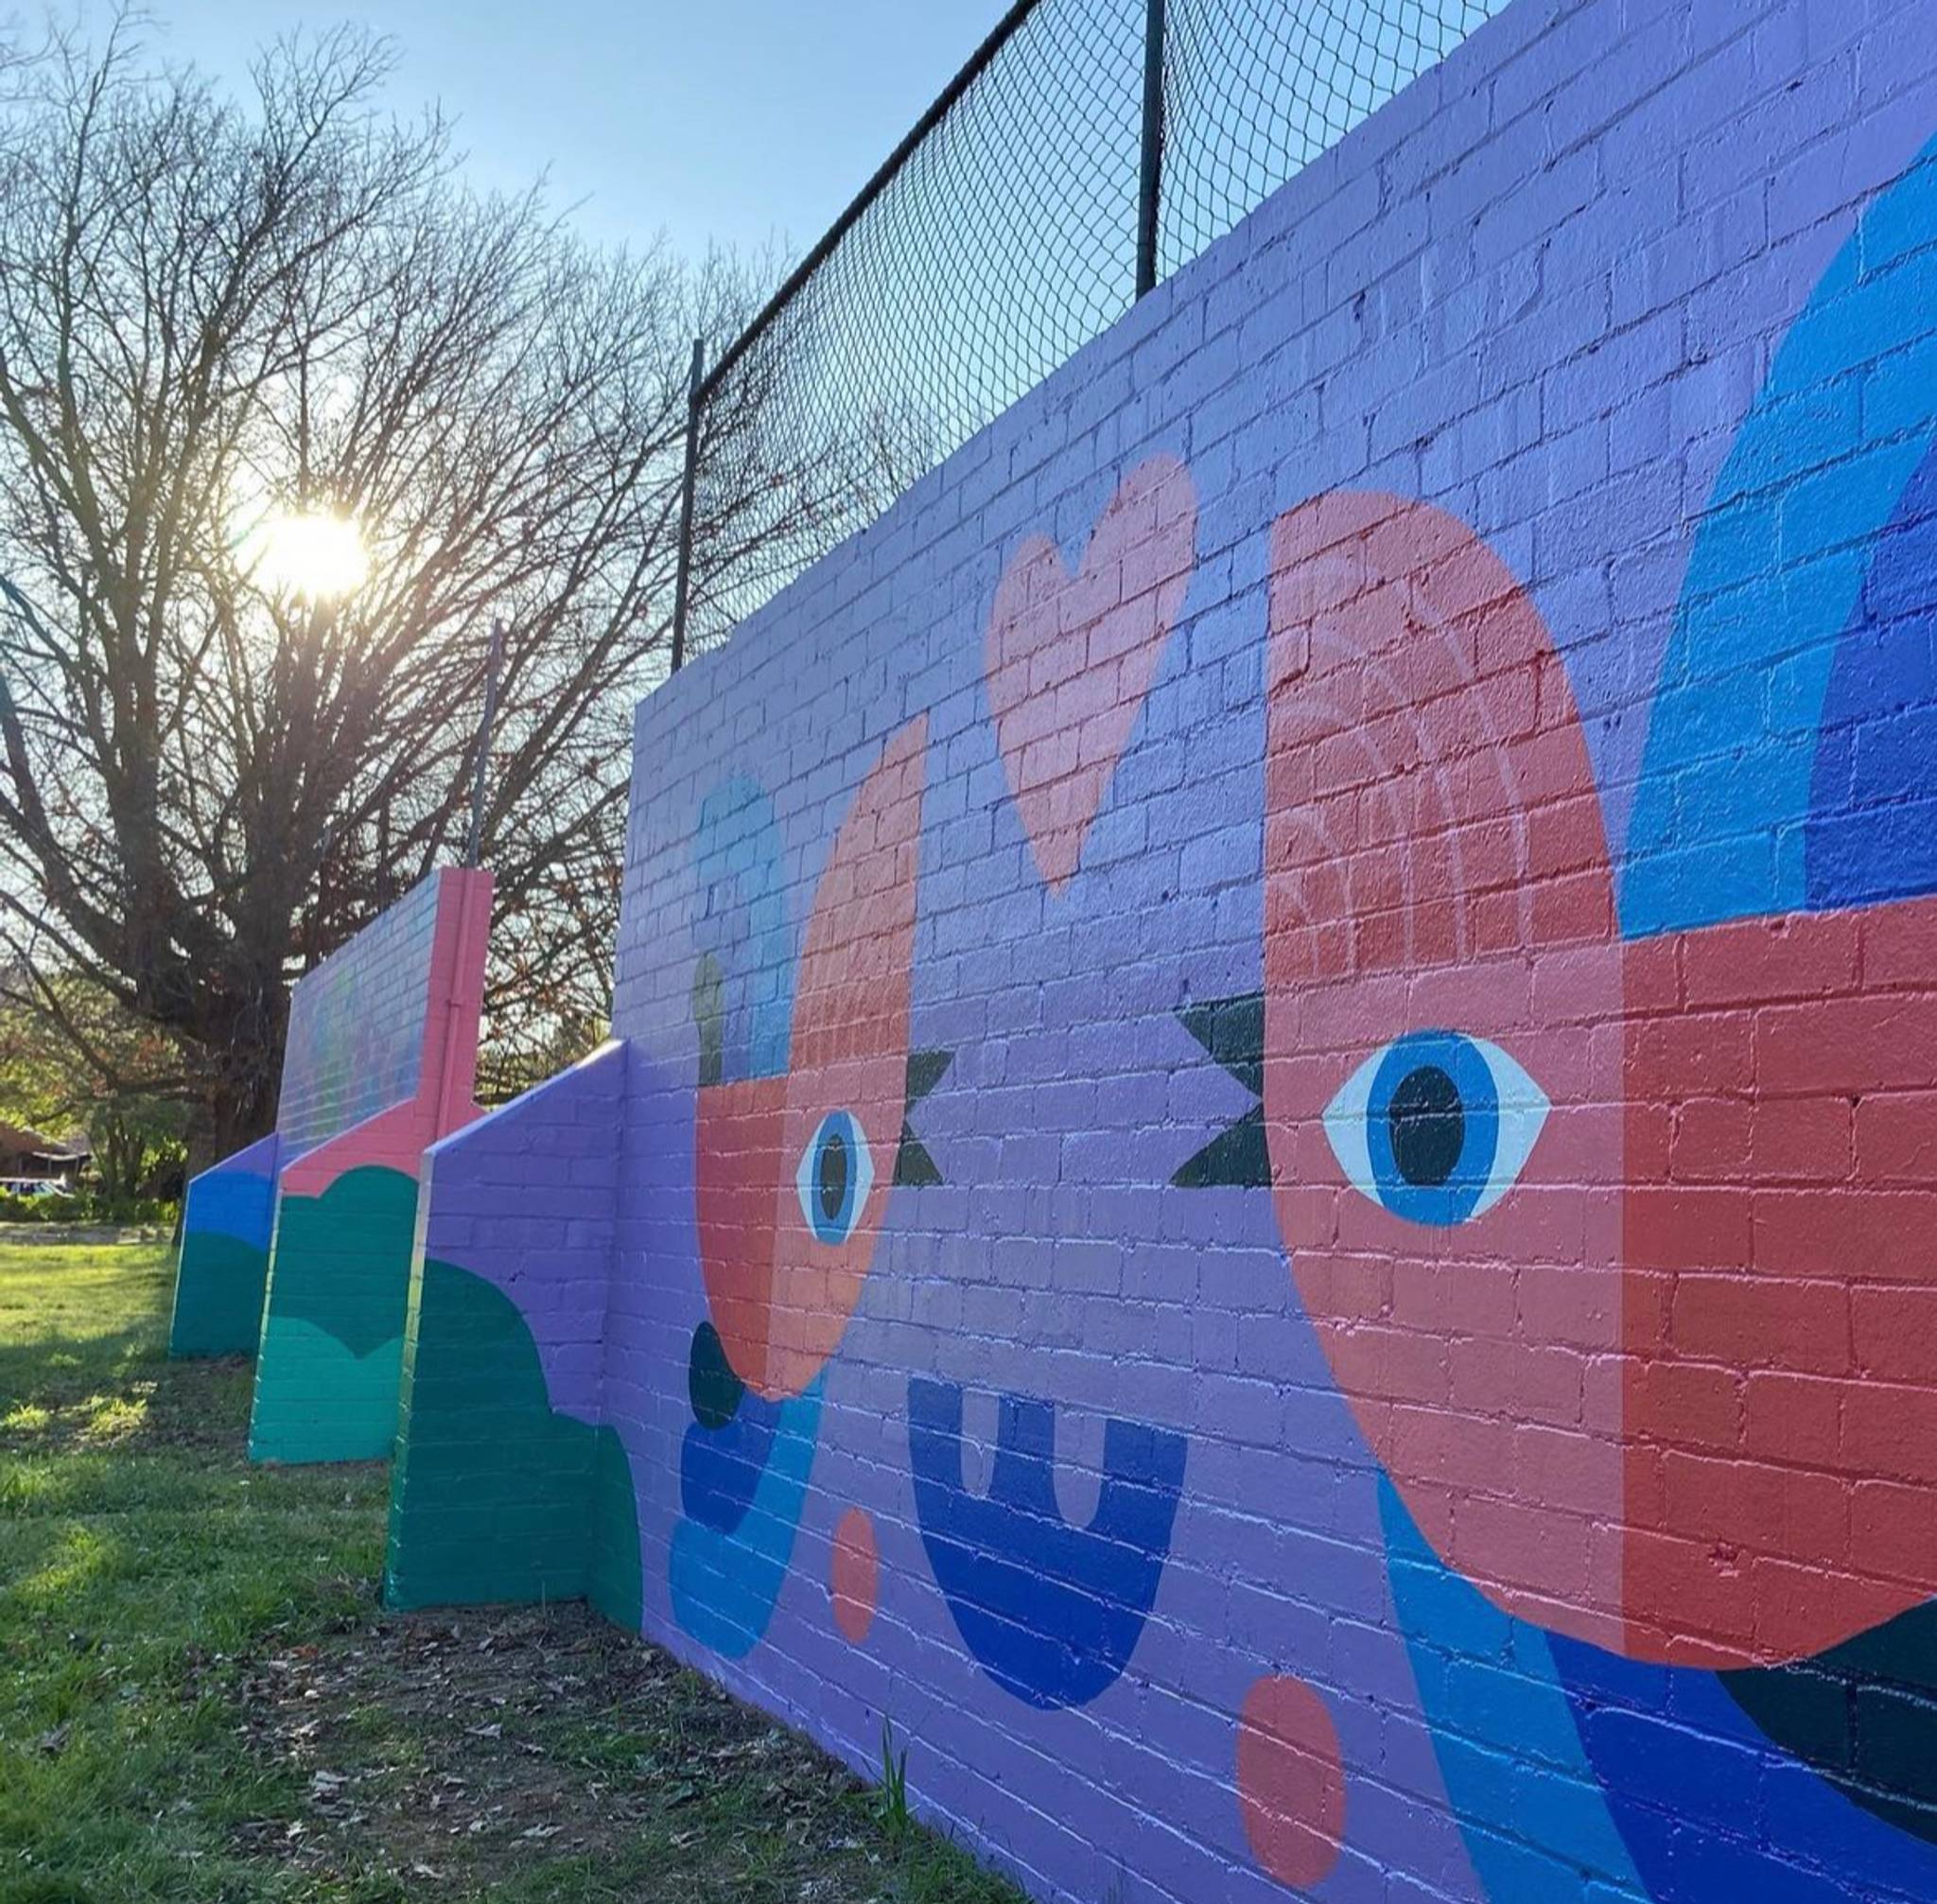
[
  {"left": 249, "top": 1317, "right": 404, "bottom": 1464},
  {"left": 383, "top": 1257, "right": 641, "bottom": 1627},
  {"left": 248, "top": 1164, "right": 421, "bottom": 1465},
  {"left": 166, "top": 1231, "right": 270, "bottom": 1357}
]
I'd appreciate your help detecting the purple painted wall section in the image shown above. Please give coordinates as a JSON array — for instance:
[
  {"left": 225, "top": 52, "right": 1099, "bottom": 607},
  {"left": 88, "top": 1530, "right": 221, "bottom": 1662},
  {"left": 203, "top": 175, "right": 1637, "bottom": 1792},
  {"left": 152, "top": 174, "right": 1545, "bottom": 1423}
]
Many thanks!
[
  {"left": 419, "top": 1041, "right": 624, "bottom": 1419},
  {"left": 383, "top": 1043, "right": 634, "bottom": 1612},
  {"left": 386, "top": 2, "right": 1937, "bottom": 1900}
]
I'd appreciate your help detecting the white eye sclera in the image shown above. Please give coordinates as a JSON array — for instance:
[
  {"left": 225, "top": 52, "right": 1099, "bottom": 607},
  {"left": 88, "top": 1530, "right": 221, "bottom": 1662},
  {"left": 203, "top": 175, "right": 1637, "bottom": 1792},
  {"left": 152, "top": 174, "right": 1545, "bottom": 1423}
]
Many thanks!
[{"left": 1323, "top": 1030, "right": 1548, "bottom": 1227}]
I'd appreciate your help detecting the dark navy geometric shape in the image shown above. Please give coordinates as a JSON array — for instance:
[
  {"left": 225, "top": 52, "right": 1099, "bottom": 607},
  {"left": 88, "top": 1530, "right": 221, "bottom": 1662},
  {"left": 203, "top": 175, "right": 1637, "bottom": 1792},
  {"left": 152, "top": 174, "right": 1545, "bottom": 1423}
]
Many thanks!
[
  {"left": 1808, "top": 440, "right": 1937, "bottom": 909},
  {"left": 1722, "top": 1598, "right": 1937, "bottom": 1847},
  {"left": 893, "top": 1048, "right": 952, "bottom": 1187},
  {"left": 1172, "top": 991, "right": 1271, "bottom": 1189},
  {"left": 688, "top": 1319, "right": 745, "bottom": 1431},
  {"left": 681, "top": 1350, "right": 784, "bottom": 1536},
  {"left": 907, "top": 1376, "right": 1186, "bottom": 1710}
]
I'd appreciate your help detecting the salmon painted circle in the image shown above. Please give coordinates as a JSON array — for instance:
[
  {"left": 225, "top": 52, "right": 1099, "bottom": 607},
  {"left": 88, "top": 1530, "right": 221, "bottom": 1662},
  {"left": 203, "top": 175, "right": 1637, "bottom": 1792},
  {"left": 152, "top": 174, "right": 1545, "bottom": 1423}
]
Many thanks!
[
  {"left": 1235, "top": 1674, "right": 1345, "bottom": 1890},
  {"left": 830, "top": 1506, "right": 879, "bottom": 1644}
]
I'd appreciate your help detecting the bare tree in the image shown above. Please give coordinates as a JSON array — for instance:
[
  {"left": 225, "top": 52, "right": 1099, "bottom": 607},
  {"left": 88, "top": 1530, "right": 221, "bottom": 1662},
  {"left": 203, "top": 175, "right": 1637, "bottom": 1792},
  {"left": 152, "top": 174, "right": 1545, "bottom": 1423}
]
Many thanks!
[{"left": 0, "top": 17, "right": 800, "bottom": 1161}]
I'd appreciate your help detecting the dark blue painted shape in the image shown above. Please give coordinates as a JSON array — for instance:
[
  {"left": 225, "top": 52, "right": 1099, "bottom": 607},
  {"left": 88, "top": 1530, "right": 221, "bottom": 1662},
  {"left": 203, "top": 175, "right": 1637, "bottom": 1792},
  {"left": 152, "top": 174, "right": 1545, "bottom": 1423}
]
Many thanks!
[
  {"left": 680, "top": 1387, "right": 783, "bottom": 1535},
  {"left": 670, "top": 1382, "right": 821, "bottom": 1659},
  {"left": 907, "top": 1376, "right": 1186, "bottom": 1710},
  {"left": 1549, "top": 1633, "right": 1937, "bottom": 1903},
  {"left": 1808, "top": 440, "right": 1937, "bottom": 908},
  {"left": 188, "top": 1163, "right": 278, "bottom": 1248}
]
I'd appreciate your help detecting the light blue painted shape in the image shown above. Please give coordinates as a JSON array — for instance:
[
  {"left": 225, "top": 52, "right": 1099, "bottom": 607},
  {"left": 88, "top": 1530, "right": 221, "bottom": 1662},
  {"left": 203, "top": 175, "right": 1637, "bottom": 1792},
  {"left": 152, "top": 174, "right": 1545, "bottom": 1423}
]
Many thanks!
[
  {"left": 1624, "top": 136, "right": 1937, "bottom": 935},
  {"left": 1806, "top": 440, "right": 1937, "bottom": 907},
  {"left": 669, "top": 1379, "right": 822, "bottom": 1658},
  {"left": 1380, "top": 1481, "right": 1644, "bottom": 1902},
  {"left": 694, "top": 776, "right": 794, "bottom": 1079}
]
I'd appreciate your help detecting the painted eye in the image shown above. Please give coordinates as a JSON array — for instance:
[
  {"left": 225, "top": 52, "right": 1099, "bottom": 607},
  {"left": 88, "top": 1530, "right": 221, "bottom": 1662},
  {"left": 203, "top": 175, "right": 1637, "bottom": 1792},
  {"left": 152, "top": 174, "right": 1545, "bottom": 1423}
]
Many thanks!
[
  {"left": 1322, "top": 1030, "right": 1548, "bottom": 1226},
  {"left": 794, "top": 1110, "right": 875, "bottom": 1246}
]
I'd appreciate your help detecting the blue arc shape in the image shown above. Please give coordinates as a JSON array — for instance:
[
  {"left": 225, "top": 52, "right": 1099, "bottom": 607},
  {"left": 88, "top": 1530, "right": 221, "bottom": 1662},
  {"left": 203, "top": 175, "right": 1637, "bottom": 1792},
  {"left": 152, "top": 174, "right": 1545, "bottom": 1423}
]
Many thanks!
[
  {"left": 907, "top": 1377, "right": 1186, "bottom": 1710},
  {"left": 1624, "top": 133, "right": 1937, "bottom": 935},
  {"left": 670, "top": 1379, "right": 822, "bottom": 1659}
]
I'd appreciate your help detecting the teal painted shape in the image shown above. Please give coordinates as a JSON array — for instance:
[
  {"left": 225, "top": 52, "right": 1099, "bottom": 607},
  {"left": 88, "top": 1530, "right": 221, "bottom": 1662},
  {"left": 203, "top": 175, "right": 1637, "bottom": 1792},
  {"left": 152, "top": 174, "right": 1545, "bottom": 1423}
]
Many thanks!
[
  {"left": 1624, "top": 135, "right": 1937, "bottom": 933},
  {"left": 249, "top": 1164, "right": 422, "bottom": 1464},
  {"left": 248, "top": 1317, "right": 403, "bottom": 1464},
  {"left": 167, "top": 1229, "right": 270, "bottom": 1358},
  {"left": 1380, "top": 1481, "right": 1643, "bottom": 1902},
  {"left": 384, "top": 1258, "right": 641, "bottom": 1626},
  {"left": 670, "top": 1380, "right": 822, "bottom": 1658}
]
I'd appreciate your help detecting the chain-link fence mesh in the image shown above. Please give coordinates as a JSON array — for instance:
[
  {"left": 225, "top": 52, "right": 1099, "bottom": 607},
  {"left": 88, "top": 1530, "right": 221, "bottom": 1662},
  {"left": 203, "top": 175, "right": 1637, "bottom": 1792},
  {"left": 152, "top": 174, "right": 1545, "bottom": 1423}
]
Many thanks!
[
  {"left": 680, "top": 0, "right": 1507, "bottom": 660},
  {"left": 1160, "top": 0, "right": 1503, "bottom": 272}
]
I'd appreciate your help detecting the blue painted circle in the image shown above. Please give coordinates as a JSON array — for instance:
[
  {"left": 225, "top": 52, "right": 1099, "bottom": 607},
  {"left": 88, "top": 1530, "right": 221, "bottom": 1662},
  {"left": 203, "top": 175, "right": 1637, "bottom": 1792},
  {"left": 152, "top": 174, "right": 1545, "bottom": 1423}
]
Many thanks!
[{"left": 1365, "top": 1031, "right": 1499, "bottom": 1226}]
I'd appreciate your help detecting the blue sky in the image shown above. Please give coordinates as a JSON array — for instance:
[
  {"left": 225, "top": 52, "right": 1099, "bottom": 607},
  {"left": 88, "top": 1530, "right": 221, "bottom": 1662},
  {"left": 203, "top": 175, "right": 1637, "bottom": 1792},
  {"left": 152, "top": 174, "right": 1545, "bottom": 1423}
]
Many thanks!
[{"left": 152, "top": 1, "right": 1012, "bottom": 262}]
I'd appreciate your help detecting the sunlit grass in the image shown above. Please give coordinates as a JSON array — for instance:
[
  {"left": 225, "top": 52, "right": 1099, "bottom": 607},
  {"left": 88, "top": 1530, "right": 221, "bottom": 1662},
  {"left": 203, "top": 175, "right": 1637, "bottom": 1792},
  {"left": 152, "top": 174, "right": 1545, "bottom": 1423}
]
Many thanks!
[{"left": 76, "top": 1389, "right": 149, "bottom": 1442}]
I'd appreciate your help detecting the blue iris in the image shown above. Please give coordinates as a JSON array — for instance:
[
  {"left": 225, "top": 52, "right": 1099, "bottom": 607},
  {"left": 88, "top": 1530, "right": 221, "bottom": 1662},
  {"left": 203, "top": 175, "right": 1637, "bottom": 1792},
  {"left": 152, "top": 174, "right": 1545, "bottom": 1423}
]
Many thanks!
[
  {"left": 794, "top": 1109, "right": 873, "bottom": 1245},
  {"left": 1324, "top": 1030, "right": 1548, "bottom": 1228}
]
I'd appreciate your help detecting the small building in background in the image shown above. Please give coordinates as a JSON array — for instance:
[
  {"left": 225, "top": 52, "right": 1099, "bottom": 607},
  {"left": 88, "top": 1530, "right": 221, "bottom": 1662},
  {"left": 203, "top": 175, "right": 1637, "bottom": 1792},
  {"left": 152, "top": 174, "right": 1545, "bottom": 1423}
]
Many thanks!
[{"left": 0, "top": 1122, "right": 88, "bottom": 1190}]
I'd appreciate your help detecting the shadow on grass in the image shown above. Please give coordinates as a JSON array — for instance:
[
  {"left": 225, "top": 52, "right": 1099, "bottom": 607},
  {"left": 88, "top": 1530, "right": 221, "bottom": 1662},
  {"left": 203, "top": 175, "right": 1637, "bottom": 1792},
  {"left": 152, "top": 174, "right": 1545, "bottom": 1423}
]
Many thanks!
[{"left": 0, "top": 1246, "right": 254, "bottom": 1462}]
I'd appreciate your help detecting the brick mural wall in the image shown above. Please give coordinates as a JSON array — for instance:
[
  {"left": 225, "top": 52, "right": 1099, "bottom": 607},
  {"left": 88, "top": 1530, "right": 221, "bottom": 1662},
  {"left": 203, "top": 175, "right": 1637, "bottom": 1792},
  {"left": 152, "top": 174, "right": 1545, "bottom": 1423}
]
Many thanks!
[
  {"left": 385, "top": 1, "right": 1937, "bottom": 1897},
  {"left": 170, "top": 870, "right": 493, "bottom": 1461},
  {"left": 171, "top": 874, "right": 451, "bottom": 1363},
  {"left": 384, "top": 1043, "right": 638, "bottom": 1616},
  {"left": 246, "top": 867, "right": 493, "bottom": 1464},
  {"left": 273, "top": 871, "right": 442, "bottom": 1162}
]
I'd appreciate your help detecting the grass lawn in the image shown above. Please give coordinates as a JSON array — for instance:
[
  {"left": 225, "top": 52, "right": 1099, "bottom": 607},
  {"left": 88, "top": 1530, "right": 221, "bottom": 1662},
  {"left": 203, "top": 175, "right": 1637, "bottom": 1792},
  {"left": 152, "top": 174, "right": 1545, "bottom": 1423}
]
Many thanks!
[{"left": 0, "top": 1242, "right": 1022, "bottom": 1903}]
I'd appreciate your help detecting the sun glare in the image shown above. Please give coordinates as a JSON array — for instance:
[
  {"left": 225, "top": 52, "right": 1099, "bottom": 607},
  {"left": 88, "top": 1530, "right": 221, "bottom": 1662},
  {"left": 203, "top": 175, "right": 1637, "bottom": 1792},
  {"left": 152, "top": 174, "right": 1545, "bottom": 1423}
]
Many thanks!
[{"left": 256, "top": 510, "right": 370, "bottom": 603}]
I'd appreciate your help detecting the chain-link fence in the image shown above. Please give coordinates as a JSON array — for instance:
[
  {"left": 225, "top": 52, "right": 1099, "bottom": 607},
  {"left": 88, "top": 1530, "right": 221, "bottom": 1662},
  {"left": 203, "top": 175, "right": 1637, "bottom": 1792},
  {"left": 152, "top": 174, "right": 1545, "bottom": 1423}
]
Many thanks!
[{"left": 673, "top": 0, "right": 1506, "bottom": 667}]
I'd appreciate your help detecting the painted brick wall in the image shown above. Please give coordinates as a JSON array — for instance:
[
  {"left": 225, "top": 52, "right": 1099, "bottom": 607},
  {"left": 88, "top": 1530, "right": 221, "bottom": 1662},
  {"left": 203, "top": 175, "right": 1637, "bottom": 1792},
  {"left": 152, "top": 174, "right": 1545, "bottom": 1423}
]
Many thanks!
[
  {"left": 246, "top": 867, "right": 493, "bottom": 1463},
  {"left": 168, "top": 1131, "right": 280, "bottom": 1356},
  {"left": 386, "top": 1, "right": 1937, "bottom": 1898},
  {"left": 276, "top": 870, "right": 441, "bottom": 1161},
  {"left": 171, "top": 870, "right": 477, "bottom": 1365},
  {"left": 384, "top": 1042, "right": 638, "bottom": 1616}
]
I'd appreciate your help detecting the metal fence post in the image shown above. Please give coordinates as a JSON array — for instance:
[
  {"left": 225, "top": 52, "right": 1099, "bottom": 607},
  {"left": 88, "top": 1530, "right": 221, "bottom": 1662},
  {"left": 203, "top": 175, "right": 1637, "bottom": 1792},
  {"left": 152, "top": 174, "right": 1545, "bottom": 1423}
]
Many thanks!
[
  {"left": 670, "top": 336, "right": 707, "bottom": 673},
  {"left": 1136, "top": 0, "right": 1167, "bottom": 297}
]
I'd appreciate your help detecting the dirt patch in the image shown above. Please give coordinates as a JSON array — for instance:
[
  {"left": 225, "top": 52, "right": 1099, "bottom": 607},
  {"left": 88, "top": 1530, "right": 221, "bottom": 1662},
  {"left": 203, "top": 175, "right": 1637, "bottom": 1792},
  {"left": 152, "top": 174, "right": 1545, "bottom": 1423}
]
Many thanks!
[{"left": 216, "top": 1601, "right": 964, "bottom": 1900}]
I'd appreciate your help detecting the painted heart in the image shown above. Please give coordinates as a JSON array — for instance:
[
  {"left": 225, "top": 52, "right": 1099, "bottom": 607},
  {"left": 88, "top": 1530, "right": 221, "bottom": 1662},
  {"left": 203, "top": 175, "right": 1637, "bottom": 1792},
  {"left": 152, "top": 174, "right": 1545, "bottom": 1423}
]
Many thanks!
[{"left": 986, "top": 455, "right": 1197, "bottom": 893}]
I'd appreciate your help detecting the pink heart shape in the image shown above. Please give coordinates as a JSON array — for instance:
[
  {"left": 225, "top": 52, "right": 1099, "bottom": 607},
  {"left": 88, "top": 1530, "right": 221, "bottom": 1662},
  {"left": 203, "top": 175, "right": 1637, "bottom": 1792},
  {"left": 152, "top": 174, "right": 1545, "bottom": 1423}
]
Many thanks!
[{"left": 986, "top": 455, "right": 1197, "bottom": 893}]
